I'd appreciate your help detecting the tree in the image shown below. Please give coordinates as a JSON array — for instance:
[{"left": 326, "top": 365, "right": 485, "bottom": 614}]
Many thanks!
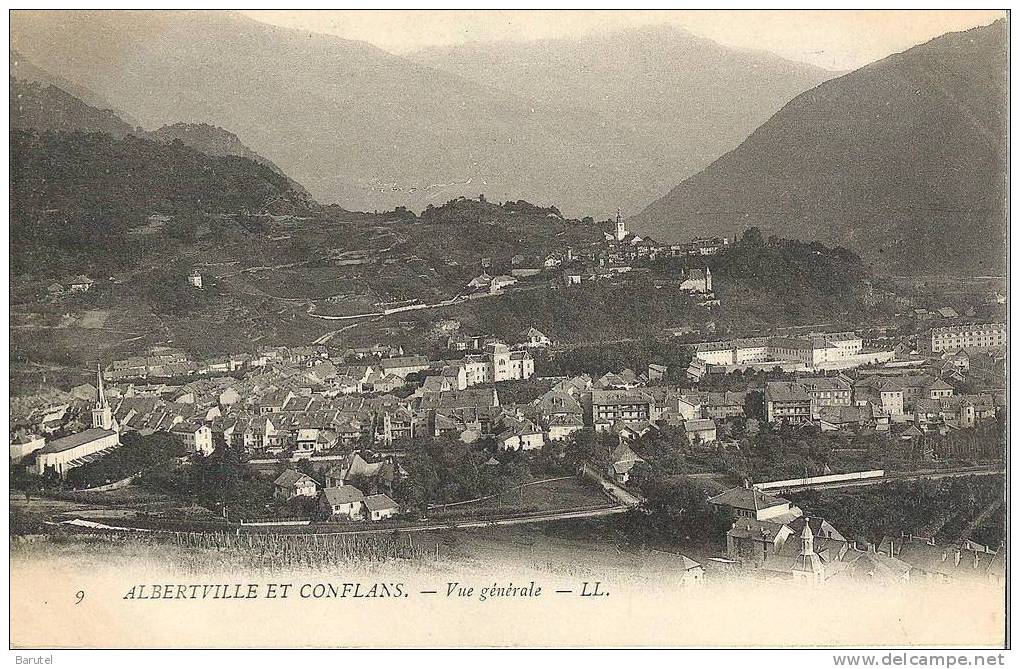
[
  {"left": 637, "top": 475, "right": 734, "bottom": 542},
  {"left": 743, "top": 390, "right": 765, "bottom": 420},
  {"left": 189, "top": 437, "right": 272, "bottom": 519},
  {"left": 740, "top": 226, "right": 765, "bottom": 247}
]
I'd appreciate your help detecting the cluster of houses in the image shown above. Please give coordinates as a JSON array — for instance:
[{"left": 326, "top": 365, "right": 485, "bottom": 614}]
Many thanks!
[
  {"left": 603, "top": 212, "right": 730, "bottom": 261},
  {"left": 709, "top": 483, "right": 1005, "bottom": 585},
  {"left": 12, "top": 344, "right": 733, "bottom": 484},
  {"left": 272, "top": 453, "right": 401, "bottom": 522},
  {"left": 97, "top": 336, "right": 536, "bottom": 397},
  {"left": 461, "top": 213, "right": 723, "bottom": 302},
  {"left": 764, "top": 373, "right": 1001, "bottom": 434},
  {"left": 12, "top": 313, "right": 1004, "bottom": 489},
  {"left": 756, "top": 323, "right": 1005, "bottom": 435},
  {"left": 16, "top": 342, "right": 1000, "bottom": 482}
]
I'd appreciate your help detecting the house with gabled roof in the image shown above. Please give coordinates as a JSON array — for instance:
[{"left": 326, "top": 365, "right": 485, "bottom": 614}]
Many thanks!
[
  {"left": 683, "top": 418, "right": 717, "bottom": 444},
  {"left": 319, "top": 485, "right": 367, "bottom": 520},
  {"left": 171, "top": 421, "right": 214, "bottom": 456},
  {"left": 709, "top": 486, "right": 802, "bottom": 523},
  {"left": 378, "top": 355, "right": 429, "bottom": 379},
  {"left": 607, "top": 443, "right": 643, "bottom": 484},
  {"left": 467, "top": 272, "right": 493, "bottom": 290},
  {"left": 524, "top": 327, "right": 552, "bottom": 348},
  {"left": 68, "top": 275, "right": 96, "bottom": 292},
  {"left": 363, "top": 493, "right": 399, "bottom": 521},
  {"left": 533, "top": 389, "right": 583, "bottom": 420},
  {"left": 547, "top": 413, "right": 584, "bottom": 441},
  {"left": 495, "top": 417, "right": 545, "bottom": 451},
  {"left": 273, "top": 469, "right": 319, "bottom": 500}
]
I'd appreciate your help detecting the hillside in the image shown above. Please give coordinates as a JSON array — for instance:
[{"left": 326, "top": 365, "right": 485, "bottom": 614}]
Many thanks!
[
  {"left": 10, "top": 129, "right": 309, "bottom": 274},
  {"left": 630, "top": 20, "right": 1007, "bottom": 276},
  {"left": 150, "top": 122, "right": 311, "bottom": 197},
  {"left": 412, "top": 25, "right": 838, "bottom": 204},
  {"left": 10, "top": 50, "right": 142, "bottom": 127},
  {"left": 688, "top": 227, "right": 873, "bottom": 326},
  {"left": 10, "top": 67, "right": 315, "bottom": 277},
  {"left": 150, "top": 122, "right": 281, "bottom": 172},
  {"left": 10, "top": 11, "right": 834, "bottom": 218},
  {"left": 10, "top": 77, "right": 135, "bottom": 137}
]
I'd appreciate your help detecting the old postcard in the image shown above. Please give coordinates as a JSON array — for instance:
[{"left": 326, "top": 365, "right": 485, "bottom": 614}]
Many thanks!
[{"left": 7, "top": 9, "right": 1009, "bottom": 651}]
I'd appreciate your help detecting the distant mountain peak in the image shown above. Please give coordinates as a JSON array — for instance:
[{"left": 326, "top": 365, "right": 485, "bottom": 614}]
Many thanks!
[{"left": 630, "top": 20, "right": 1006, "bottom": 276}]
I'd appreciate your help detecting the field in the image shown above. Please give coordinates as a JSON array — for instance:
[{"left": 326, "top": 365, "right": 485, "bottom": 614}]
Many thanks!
[
  {"left": 429, "top": 477, "right": 612, "bottom": 520},
  {"left": 9, "top": 473, "right": 614, "bottom": 538}
]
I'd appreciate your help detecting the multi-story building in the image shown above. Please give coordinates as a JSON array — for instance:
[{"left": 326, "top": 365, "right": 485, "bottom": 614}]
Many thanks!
[
  {"left": 764, "top": 381, "right": 813, "bottom": 423},
  {"left": 437, "top": 344, "right": 535, "bottom": 390},
  {"left": 912, "top": 393, "right": 996, "bottom": 432},
  {"left": 691, "top": 332, "right": 865, "bottom": 370},
  {"left": 930, "top": 323, "right": 1006, "bottom": 353},
  {"left": 590, "top": 389, "right": 655, "bottom": 427},
  {"left": 853, "top": 374, "right": 953, "bottom": 414},
  {"left": 691, "top": 337, "right": 772, "bottom": 365},
  {"left": 798, "top": 376, "right": 852, "bottom": 419},
  {"left": 860, "top": 378, "right": 906, "bottom": 416}
]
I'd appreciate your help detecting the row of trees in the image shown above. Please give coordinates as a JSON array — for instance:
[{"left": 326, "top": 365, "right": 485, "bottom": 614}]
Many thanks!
[
  {"left": 540, "top": 336, "right": 694, "bottom": 383},
  {"left": 792, "top": 476, "right": 1004, "bottom": 547},
  {"left": 140, "top": 437, "right": 273, "bottom": 519}
]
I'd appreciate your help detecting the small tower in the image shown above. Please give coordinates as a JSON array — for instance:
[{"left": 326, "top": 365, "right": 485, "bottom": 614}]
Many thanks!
[
  {"left": 704, "top": 265, "right": 712, "bottom": 292},
  {"left": 795, "top": 518, "right": 825, "bottom": 582},
  {"left": 801, "top": 522, "right": 814, "bottom": 557},
  {"left": 615, "top": 209, "right": 627, "bottom": 242},
  {"left": 92, "top": 364, "right": 114, "bottom": 430}
]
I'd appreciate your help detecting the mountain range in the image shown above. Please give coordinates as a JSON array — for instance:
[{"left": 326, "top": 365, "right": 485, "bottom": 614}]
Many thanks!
[
  {"left": 9, "top": 69, "right": 311, "bottom": 275},
  {"left": 9, "top": 10, "right": 837, "bottom": 218},
  {"left": 630, "top": 20, "right": 1007, "bottom": 276},
  {"left": 8, "top": 12, "right": 1008, "bottom": 277}
]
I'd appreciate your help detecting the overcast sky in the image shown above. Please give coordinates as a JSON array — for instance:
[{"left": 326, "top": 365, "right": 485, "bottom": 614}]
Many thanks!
[{"left": 243, "top": 9, "right": 1004, "bottom": 71}]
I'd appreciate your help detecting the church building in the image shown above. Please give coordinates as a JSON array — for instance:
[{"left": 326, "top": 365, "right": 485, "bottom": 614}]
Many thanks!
[{"left": 34, "top": 366, "right": 121, "bottom": 478}]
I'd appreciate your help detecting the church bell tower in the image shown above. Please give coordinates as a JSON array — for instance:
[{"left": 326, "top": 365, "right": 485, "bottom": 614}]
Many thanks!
[
  {"left": 615, "top": 209, "right": 627, "bottom": 241},
  {"left": 92, "top": 364, "right": 114, "bottom": 430}
]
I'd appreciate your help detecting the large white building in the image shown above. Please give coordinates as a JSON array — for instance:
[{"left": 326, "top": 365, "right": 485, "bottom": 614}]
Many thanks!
[
  {"left": 691, "top": 332, "right": 874, "bottom": 371},
  {"left": 441, "top": 343, "right": 535, "bottom": 390},
  {"left": 930, "top": 323, "right": 1006, "bottom": 353}
]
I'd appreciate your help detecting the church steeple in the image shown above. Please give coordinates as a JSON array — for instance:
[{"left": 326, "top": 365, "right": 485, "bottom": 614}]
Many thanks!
[
  {"left": 96, "top": 364, "right": 107, "bottom": 408},
  {"left": 92, "top": 364, "right": 113, "bottom": 430},
  {"left": 615, "top": 209, "right": 626, "bottom": 241},
  {"left": 795, "top": 517, "right": 824, "bottom": 581},
  {"left": 800, "top": 521, "right": 814, "bottom": 557}
]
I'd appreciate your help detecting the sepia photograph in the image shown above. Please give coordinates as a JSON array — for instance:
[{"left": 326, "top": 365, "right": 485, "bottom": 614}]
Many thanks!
[{"left": 6, "top": 7, "right": 1011, "bottom": 654}]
